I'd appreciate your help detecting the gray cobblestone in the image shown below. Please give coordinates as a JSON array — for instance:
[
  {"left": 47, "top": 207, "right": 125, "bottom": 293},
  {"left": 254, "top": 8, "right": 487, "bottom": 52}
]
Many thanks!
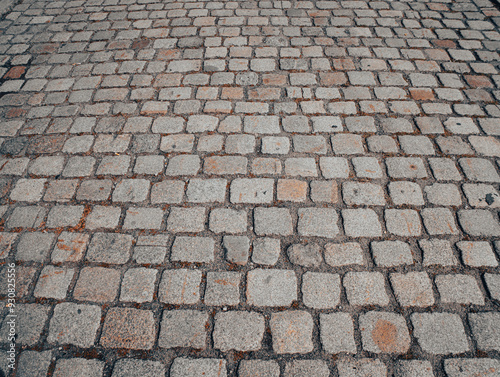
[
  {"left": 247, "top": 269, "right": 297, "bottom": 307},
  {"left": 214, "top": 311, "right": 265, "bottom": 351},
  {"left": 412, "top": 313, "right": 469, "bottom": 355}
]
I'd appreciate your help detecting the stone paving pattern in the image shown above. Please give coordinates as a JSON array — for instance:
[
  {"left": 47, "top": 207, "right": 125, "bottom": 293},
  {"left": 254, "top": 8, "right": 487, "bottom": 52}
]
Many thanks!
[{"left": 0, "top": 0, "right": 499, "bottom": 375}]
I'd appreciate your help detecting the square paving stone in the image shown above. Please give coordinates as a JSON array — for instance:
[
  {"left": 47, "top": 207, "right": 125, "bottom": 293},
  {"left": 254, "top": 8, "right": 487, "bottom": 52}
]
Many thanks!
[
  {"left": 151, "top": 180, "right": 186, "bottom": 203},
  {"left": 344, "top": 271, "right": 390, "bottom": 306},
  {"left": 167, "top": 207, "right": 206, "bottom": 232},
  {"left": 52, "top": 232, "right": 89, "bottom": 263},
  {"left": 111, "top": 358, "right": 165, "bottom": 377},
  {"left": 469, "top": 312, "right": 500, "bottom": 352},
  {"left": 246, "top": 268, "right": 297, "bottom": 307},
  {"left": 159, "top": 310, "right": 208, "bottom": 350},
  {"left": 421, "top": 208, "right": 459, "bottom": 235},
  {"left": 359, "top": 311, "right": 411, "bottom": 354},
  {"left": 435, "top": 274, "right": 485, "bottom": 305},
  {"left": 254, "top": 207, "right": 293, "bottom": 236},
  {"left": 284, "top": 360, "right": 330, "bottom": 377},
  {"left": 385, "top": 209, "right": 422, "bottom": 236},
  {"left": 159, "top": 269, "right": 202, "bottom": 305},
  {"left": 204, "top": 271, "right": 241, "bottom": 306},
  {"left": 170, "top": 236, "right": 215, "bottom": 263},
  {"left": 444, "top": 359, "right": 500, "bottom": 377},
  {"left": 120, "top": 268, "right": 158, "bottom": 303},
  {"left": 223, "top": 236, "right": 250, "bottom": 265},
  {"left": 48, "top": 303, "right": 101, "bottom": 347},
  {"left": 86, "top": 233, "right": 133, "bottom": 264},
  {"left": 34, "top": 265, "right": 74, "bottom": 299},
  {"left": 297, "top": 208, "right": 339, "bottom": 238},
  {"left": 16, "top": 350, "right": 52, "bottom": 377},
  {"left": 388, "top": 181, "right": 424, "bottom": 206},
  {"left": 320, "top": 312, "right": 357, "bottom": 354},
  {"left": 302, "top": 272, "right": 340, "bottom": 309},
  {"left": 310, "top": 180, "right": 338, "bottom": 203},
  {"left": 270, "top": 311, "right": 314, "bottom": 354},
  {"left": 100, "top": 308, "right": 155, "bottom": 350},
  {"left": 343, "top": 209, "right": 382, "bottom": 237},
  {"left": 239, "top": 360, "right": 280, "bottom": 377},
  {"left": 170, "top": 358, "right": 227, "bottom": 377},
  {"left": 371, "top": 240, "right": 414, "bottom": 267},
  {"left": 419, "top": 239, "right": 458, "bottom": 267},
  {"left": 0, "top": 304, "right": 49, "bottom": 346},
  {"left": 73, "top": 267, "right": 121, "bottom": 303},
  {"left": 336, "top": 358, "right": 387, "bottom": 377},
  {"left": 287, "top": 243, "right": 322, "bottom": 267},
  {"left": 134, "top": 155, "right": 164, "bottom": 175},
  {"left": 390, "top": 272, "right": 435, "bottom": 307},
  {"left": 16, "top": 232, "right": 55, "bottom": 262},
  {"left": 412, "top": 312, "right": 470, "bottom": 355},
  {"left": 252, "top": 238, "right": 280, "bottom": 265},
  {"left": 213, "top": 311, "right": 265, "bottom": 352},
  {"left": 53, "top": 358, "right": 104, "bottom": 377}
]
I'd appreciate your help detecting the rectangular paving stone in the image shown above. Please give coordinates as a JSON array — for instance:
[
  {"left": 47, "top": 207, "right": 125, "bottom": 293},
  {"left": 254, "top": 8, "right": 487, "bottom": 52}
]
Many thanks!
[
  {"left": 412, "top": 312, "right": 470, "bottom": 354},
  {"left": 270, "top": 311, "right": 313, "bottom": 354},
  {"left": 86, "top": 233, "right": 133, "bottom": 264},
  {"left": 34, "top": 265, "right": 74, "bottom": 300},
  {"left": 73, "top": 267, "right": 121, "bottom": 303},
  {"left": 159, "top": 269, "right": 202, "bottom": 305},
  {"left": 344, "top": 271, "right": 389, "bottom": 306},
  {"left": 47, "top": 303, "right": 101, "bottom": 348},
  {"left": 320, "top": 312, "right": 357, "bottom": 354},
  {"left": 100, "top": 308, "right": 155, "bottom": 350},
  {"left": 213, "top": 311, "right": 265, "bottom": 352},
  {"left": 159, "top": 310, "right": 208, "bottom": 350},
  {"left": 247, "top": 268, "right": 297, "bottom": 307},
  {"left": 0, "top": 304, "right": 49, "bottom": 346}
]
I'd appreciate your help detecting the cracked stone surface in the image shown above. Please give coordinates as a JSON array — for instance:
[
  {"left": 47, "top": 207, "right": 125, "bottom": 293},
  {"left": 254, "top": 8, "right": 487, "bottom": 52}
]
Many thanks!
[{"left": 0, "top": 0, "right": 500, "bottom": 375}]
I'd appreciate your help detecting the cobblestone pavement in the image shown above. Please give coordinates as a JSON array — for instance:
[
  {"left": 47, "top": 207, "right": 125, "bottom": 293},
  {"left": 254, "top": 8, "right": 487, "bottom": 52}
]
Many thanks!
[{"left": 0, "top": 0, "right": 499, "bottom": 375}]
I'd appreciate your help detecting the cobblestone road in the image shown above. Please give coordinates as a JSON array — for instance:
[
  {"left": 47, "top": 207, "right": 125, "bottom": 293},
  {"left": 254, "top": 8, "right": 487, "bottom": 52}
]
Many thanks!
[{"left": 0, "top": 0, "right": 499, "bottom": 375}]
